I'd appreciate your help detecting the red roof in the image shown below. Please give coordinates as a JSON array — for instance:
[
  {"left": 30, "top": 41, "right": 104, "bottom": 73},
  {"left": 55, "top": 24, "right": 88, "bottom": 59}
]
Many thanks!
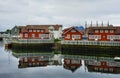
[
  {"left": 87, "top": 26, "right": 120, "bottom": 34},
  {"left": 17, "top": 24, "right": 62, "bottom": 33}
]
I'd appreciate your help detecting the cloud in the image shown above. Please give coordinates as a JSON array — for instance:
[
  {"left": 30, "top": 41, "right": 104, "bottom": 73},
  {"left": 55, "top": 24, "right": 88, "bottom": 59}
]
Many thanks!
[{"left": 0, "top": 0, "right": 120, "bottom": 31}]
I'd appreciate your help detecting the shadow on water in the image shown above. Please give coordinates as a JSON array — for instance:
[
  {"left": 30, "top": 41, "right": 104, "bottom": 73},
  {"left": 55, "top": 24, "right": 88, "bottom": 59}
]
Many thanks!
[{"left": 61, "top": 45, "right": 120, "bottom": 57}]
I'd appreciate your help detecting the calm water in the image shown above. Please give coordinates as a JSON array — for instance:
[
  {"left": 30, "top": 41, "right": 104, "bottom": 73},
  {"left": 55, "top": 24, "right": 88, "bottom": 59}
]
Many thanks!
[{"left": 0, "top": 41, "right": 120, "bottom": 78}]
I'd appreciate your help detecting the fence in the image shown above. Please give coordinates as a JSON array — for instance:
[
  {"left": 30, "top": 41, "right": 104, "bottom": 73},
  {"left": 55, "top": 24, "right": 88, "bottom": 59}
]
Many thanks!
[
  {"left": 61, "top": 40, "right": 120, "bottom": 46},
  {"left": 5, "top": 38, "right": 54, "bottom": 44}
]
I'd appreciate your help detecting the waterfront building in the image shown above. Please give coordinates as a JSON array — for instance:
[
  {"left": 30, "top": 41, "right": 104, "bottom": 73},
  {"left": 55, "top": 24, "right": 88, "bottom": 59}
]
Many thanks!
[
  {"left": 62, "top": 26, "right": 85, "bottom": 40},
  {"left": 11, "top": 25, "right": 62, "bottom": 39},
  {"left": 87, "top": 25, "right": 120, "bottom": 41},
  {"left": 11, "top": 26, "right": 25, "bottom": 38}
]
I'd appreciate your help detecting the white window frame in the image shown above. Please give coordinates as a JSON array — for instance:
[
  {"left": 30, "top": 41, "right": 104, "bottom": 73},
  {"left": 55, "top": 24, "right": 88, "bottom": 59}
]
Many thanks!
[
  {"left": 65, "top": 34, "right": 70, "bottom": 39},
  {"left": 105, "top": 30, "right": 108, "bottom": 33},
  {"left": 72, "top": 35, "right": 80, "bottom": 39},
  {"left": 33, "top": 29, "right": 36, "bottom": 32},
  {"left": 32, "top": 34, "right": 35, "bottom": 38},
  {"left": 29, "top": 29, "right": 32, "bottom": 32},
  {"left": 89, "top": 35, "right": 101, "bottom": 39},
  {"left": 100, "top": 30, "right": 103, "bottom": 33},
  {"left": 95, "top": 30, "right": 99, "bottom": 33},
  {"left": 37, "top": 30, "right": 40, "bottom": 32},
  {"left": 110, "top": 30, "right": 114, "bottom": 33},
  {"left": 24, "top": 33, "right": 28, "bottom": 37},
  {"left": 41, "top": 30, "right": 44, "bottom": 32},
  {"left": 71, "top": 29, "right": 76, "bottom": 32}
]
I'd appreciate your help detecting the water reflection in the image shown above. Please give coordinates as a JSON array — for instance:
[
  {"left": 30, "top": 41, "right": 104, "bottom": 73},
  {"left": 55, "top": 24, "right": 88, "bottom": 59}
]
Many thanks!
[
  {"left": 12, "top": 52, "right": 62, "bottom": 68},
  {"left": 63, "top": 55, "right": 82, "bottom": 72},
  {"left": 1, "top": 41, "right": 120, "bottom": 78},
  {"left": 85, "top": 59, "right": 120, "bottom": 74},
  {"left": 11, "top": 50, "right": 120, "bottom": 74}
]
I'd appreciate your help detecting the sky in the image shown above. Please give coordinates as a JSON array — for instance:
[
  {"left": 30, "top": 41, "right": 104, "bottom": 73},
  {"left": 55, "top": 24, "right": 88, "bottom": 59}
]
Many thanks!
[{"left": 0, "top": 0, "right": 120, "bottom": 31}]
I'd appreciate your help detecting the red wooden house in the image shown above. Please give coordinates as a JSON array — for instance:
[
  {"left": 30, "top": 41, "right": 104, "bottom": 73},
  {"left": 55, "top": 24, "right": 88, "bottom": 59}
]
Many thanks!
[
  {"left": 19, "top": 25, "right": 62, "bottom": 39},
  {"left": 62, "top": 26, "right": 85, "bottom": 40},
  {"left": 87, "top": 25, "right": 120, "bottom": 41}
]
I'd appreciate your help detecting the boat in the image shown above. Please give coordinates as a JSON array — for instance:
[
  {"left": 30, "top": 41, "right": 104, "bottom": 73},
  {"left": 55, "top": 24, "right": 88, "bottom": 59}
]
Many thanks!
[{"left": 114, "top": 57, "right": 120, "bottom": 61}]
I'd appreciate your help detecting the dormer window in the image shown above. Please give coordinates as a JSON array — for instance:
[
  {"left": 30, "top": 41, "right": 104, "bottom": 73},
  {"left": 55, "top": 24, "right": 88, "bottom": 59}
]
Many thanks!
[
  {"left": 110, "top": 30, "right": 114, "bottom": 33},
  {"left": 29, "top": 29, "right": 32, "bottom": 32},
  {"left": 105, "top": 30, "right": 108, "bottom": 33},
  {"left": 95, "top": 30, "right": 98, "bottom": 33},
  {"left": 49, "top": 26, "right": 54, "bottom": 32},
  {"left": 100, "top": 30, "right": 103, "bottom": 33},
  {"left": 71, "top": 29, "right": 76, "bottom": 32},
  {"left": 33, "top": 29, "right": 36, "bottom": 32}
]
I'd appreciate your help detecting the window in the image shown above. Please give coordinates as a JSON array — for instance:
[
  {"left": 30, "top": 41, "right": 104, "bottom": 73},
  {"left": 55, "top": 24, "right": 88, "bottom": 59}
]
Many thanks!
[
  {"left": 24, "top": 33, "right": 28, "bottom": 37},
  {"left": 39, "top": 34, "right": 49, "bottom": 39},
  {"left": 33, "top": 29, "right": 36, "bottom": 32},
  {"left": 95, "top": 30, "right": 98, "bottom": 33},
  {"left": 89, "top": 35, "right": 94, "bottom": 39},
  {"left": 37, "top": 30, "right": 40, "bottom": 32},
  {"left": 29, "top": 29, "right": 32, "bottom": 32},
  {"left": 41, "top": 30, "right": 44, "bottom": 32},
  {"left": 72, "top": 35, "right": 80, "bottom": 39},
  {"left": 107, "top": 35, "right": 110, "bottom": 39},
  {"left": 76, "top": 35, "right": 80, "bottom": 39},
  {"left": 71, "top": 60, "right": 80, "bottom": 64},
  {"left": 110, "top": 30, "right": 114, "bottom": 33},
  {"left": 71, "top": 29, "right": 76, "bottom": 32},
  {"left": 89, "top": 35, "right": 101, "bottom": 39},
  {"left": 32, "top": 34, "right": 35, "bottom": 38},
  {"left": 65, "top": 34, "right": 70, "bottom": 39},
  {"left": 105, "top": 30, "right": 108, "bottom": 33},
  {"left": 100, "top": 30, "right": 103, "bottom": 33}
]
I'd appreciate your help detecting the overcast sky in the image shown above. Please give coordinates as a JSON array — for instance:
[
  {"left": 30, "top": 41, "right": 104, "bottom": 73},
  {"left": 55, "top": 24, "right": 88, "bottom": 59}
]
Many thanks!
[{"left": 0, "top": 0, "right": 120, "bottom": 31}]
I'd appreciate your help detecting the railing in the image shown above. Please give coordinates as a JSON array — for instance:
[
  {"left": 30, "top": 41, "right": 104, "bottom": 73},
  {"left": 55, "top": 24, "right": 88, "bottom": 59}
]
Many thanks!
[
  {"left": 5, "top": 38, "right": 54, "bottom": 44},
  {"left": 61, "top": 40, "right": 120, "bottom": 46}
]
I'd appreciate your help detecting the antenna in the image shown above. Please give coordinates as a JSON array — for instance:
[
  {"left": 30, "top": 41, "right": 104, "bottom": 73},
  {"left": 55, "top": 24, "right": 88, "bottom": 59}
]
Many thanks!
[
  {"left": 107, "top": 20, "right": 109, "bottom": 27},
  {"left": 85, "top": 21, "right": 87, "bottom": 29},
  {"left": 96, "top": 21, "right": 98, "bottom": 27},
  {"left": 91, "top": 21, "right": 92, "bottom": 27},
  {"left": 101, "top": 21, "right": 103, "bottom": 27}
]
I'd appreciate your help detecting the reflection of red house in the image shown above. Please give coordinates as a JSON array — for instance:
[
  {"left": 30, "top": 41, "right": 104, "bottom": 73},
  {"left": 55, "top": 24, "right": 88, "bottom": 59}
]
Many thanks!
[
  {"left": 62, "top": 26, "right": 84, "bottom": 40},
  {"left": 18, "top": 56, "right": 61, "bottom": 68},
  {"left": 19, "top": 25, "right": 62, "bottom": 39},
  {"left": 85, "top": 60, "right": 120, "bottom": 74},
  {"left": 63, "top": 58, "right": 82, "bottom": 72},
  {"left": 87, "top": 25, "right": 120, "bottom": 41}
]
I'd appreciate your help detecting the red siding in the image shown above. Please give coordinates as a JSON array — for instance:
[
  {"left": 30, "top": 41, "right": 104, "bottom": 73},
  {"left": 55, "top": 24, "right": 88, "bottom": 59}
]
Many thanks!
[
  {"left": 63, "top": 28, "right": 84, "bottom": 40},
  {"left": 88, "top": 29, "right": 116, "bottom": 41}
]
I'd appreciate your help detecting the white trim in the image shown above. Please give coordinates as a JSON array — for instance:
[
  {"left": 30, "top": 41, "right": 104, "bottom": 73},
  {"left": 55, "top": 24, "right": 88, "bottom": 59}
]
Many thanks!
[{"left": 63, "top": 27, "right": 84, "bottom": 34}]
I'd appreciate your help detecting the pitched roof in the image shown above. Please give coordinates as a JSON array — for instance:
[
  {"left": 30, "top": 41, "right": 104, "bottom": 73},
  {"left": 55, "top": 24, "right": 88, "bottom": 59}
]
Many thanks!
[
  {"left": 63, "top": 26, "right": 85, "bottom": 34},
  {"left": 26, "top": 25, "right": 62, "bottom": 30},
  {"left": 16, "top": 25, "right": 62, "bottom": 33}
]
